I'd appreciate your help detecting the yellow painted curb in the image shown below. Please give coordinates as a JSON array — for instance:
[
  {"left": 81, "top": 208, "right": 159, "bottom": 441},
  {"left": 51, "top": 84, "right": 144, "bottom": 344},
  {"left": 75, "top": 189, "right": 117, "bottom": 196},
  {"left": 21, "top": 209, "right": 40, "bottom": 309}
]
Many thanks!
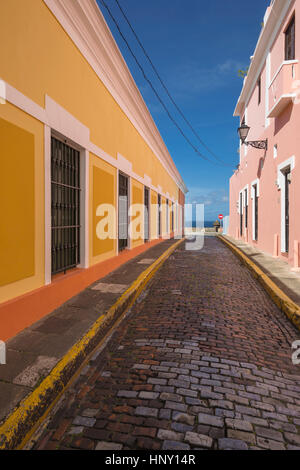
[
  {"left": 218, "top": 235, "right": 300, "bottom": 333},
  {"left": 0, "top": 238, "right": 185, "bottom": 450}
]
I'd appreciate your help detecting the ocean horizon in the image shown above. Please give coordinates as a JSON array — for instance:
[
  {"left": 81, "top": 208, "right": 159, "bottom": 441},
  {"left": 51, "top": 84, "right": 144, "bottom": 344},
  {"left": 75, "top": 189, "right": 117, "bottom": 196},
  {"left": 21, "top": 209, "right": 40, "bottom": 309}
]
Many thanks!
[{"left": 185, "top": 220, "right": 220, "bottom": 228}]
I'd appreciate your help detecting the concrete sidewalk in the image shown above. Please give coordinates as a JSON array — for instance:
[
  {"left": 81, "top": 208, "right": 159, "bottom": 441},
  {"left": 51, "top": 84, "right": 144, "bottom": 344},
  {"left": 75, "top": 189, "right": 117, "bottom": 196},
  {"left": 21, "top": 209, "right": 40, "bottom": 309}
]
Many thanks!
[
  {"left": 0, "top": 238, "right": 181, "bottom": 448},
  {"left": 221, "top": 235, "right": 300, "bottom": 306}
]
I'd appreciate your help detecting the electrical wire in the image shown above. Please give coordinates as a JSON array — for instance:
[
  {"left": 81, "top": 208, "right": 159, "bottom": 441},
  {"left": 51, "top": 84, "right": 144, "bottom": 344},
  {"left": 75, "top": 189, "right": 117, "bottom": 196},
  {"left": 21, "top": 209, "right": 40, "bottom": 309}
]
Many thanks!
[
  {"left": 98, "top": 0, "right": 233, "bottom": 168},
  {"left": 114, "top": 0, "right": 233, "bottom": 168}
]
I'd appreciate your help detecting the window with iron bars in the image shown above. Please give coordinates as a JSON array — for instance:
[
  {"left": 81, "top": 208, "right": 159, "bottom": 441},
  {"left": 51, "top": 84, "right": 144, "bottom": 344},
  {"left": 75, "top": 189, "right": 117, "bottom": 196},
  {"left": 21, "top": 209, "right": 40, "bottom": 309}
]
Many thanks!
[{"left": 51, "top": 137, "right": 81, "bottom": 275}]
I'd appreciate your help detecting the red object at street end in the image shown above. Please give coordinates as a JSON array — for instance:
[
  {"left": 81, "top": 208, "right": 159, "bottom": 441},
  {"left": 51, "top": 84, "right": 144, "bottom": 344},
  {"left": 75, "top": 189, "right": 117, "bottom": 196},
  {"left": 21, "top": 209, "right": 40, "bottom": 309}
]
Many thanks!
[{"left": 218, "top": 214, "right": 224, "bottom": 220}]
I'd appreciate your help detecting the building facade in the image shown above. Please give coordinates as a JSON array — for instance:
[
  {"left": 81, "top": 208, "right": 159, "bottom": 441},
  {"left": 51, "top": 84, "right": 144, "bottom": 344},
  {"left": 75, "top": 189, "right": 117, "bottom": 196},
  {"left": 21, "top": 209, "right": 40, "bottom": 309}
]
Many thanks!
[
  {"left": 229, "top": 0, "right": 300, "bottom": 269},
  {"left": 0, "top": 0, "right": 187, "bottom": 341}
]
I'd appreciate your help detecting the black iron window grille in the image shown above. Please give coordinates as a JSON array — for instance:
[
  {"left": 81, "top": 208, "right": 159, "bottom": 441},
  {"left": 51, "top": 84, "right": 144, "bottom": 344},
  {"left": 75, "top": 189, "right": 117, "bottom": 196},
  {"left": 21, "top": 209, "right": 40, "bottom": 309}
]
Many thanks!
[
  {"left": 144, "top": 187, "right": 149, "bottom": 242},
  {"left": 51, "top": 137, "right": 81, "bottom": 275}
]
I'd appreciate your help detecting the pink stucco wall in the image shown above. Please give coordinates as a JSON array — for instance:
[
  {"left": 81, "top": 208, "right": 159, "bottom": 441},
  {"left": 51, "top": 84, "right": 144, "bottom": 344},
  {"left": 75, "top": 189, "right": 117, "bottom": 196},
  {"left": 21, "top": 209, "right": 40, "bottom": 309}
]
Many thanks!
[{"left": 229, "top": 0, "right": 300, "bottom": 268}]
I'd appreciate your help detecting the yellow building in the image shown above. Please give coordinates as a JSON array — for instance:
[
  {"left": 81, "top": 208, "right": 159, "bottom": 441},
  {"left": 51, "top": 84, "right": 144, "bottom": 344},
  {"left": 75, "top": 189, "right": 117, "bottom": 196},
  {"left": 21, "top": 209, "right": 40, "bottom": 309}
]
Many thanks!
[{"left": 0, "top": 0, "right": 187, "bottom": 340}]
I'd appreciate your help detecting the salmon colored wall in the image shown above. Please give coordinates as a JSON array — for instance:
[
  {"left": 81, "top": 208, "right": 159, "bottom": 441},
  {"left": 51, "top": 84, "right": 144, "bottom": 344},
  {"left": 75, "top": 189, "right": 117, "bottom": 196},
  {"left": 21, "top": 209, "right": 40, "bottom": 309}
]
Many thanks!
[
  {"left": 270, "top": 6, "right": 296, "bottom": 78},
  {"left": 229, "top": 1, "right": 300, "bottom": 267}
]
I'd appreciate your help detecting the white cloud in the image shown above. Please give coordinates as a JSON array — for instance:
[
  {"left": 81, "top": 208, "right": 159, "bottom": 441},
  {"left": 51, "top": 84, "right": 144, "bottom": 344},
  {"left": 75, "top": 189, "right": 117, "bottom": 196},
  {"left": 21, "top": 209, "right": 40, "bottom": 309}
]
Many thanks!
[
  {"left": 186, "top": 187, "right": 229, "bottom": 218},
  {"left": 167, "top": 58, "right": 247, "bottom": 97}
]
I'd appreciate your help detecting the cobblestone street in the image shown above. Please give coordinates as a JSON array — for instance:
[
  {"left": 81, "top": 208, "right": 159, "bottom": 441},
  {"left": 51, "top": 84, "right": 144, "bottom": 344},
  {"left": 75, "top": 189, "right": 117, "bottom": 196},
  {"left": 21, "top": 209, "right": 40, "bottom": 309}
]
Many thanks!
[{"left": 33, "top": 237, "right": 300, "bottom": 451}]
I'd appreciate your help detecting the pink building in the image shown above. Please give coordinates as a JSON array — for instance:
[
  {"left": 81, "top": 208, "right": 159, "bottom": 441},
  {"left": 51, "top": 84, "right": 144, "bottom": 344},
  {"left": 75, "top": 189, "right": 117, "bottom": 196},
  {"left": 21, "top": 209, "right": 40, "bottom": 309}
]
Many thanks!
[{"left": 229, "top": 0, "right": 300, "bottom": 269}]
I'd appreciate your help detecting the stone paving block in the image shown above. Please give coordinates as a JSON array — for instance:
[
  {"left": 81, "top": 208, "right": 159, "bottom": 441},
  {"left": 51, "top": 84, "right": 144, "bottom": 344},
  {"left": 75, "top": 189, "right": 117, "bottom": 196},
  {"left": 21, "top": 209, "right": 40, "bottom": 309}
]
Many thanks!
[
  {"left": 218, "top": 438, "right": 248, "bottom": 450},
  {"left": 215, "top": 408, "right": 235, "bottom": 418},
  {"left": 227, "top": 429, "right": 256, "bottom": 445},
  {"left": 95, "top": 442, "right": 123, "bottom": 450},
  {"left": 225, "top": 418, "right": 253, "bottom": 432},
  {"left": 72, "top": 416, "right": 96, "bottom": 427},
  {"left": 147, "top": 378, "right": 167, "bottom": 385},
  {"left": 184, "top": 432, "right": 213, "bottom": 448},
  {"left": 139, "top": 391, "right": 159, "bottom": 400},
  {"left": 250, "top": 401, "right": 275, "bottom": 412},
  {"left": 172, "top": 422, "right": 193, "bottom": 433},
  {"left": 154, "top": 385, "right": 175, "bottom": 393},
  {"left": 261, "top": 411, "right": 288, "bottom": 422},
  {"left": 241, "top": 415, "right": 269, "bottom": 427},
  {"left": 284, "top": 433, "right": 300, "bottom": 446},
  {"left": 178, "top": 374, "right": 198, "bottom": 384},
  {"left": 176, "top": 388, "right": 197, "bottom": 398},
  {"left": 159, "top": 409, "right": 171, "bottom": 420},
  {"left": 200, "top": 390, "right": 223, "bottom": 400},
  {"left": 160, "top": 392, "right": 183, "bottom": 403},
  {"left": 172, "top": 412, "right": 195, "bottom": 426},
  {"left": 256, "top": 437, "right": 285, "bottom": 450},
  {"left": 135, "top": 406, "right": 158, "bottom": 418},
  {"left": 198, "top": 413, "right": 223, "bottom": 428},
  {"left": 68, "top": 426, "right": 84, "bottom": 435},
  {"left": 209, "top": 400, "right": 234, "bottom": 410},
  {"left": 162, "top": 440, "right": 190, "bottom": 450},
  {"left": 157, "top": 429, "right": 183, "bottom": 442},
  {"left": 235, "top": 405, "right": 260, "bottom": 417},
  {"left": 165, "top": 401, "right": 187, "bottom": 412}
]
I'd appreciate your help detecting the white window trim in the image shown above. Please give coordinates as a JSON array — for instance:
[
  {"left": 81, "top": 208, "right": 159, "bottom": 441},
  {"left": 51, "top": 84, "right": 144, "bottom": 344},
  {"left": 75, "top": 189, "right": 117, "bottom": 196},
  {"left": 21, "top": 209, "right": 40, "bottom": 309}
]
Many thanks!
[
  {"left": 265, "top": 52, "right": 271, "bottom": 128},
  {"left": 45, "top": 129, "right": 89, "bottom": 284},
  {"left": 44, "top": 125, "right": 52, "bottom": 285},
  {"left": 243, "top": 184, "right": 249, "bottom": 229},
  {"left": 244, "top": 108, "right": 248, "bottom": 157},
  {"left": 277, "top": 156, "right": 295, "bottom": 253},
  {"left": 251, "top": 179, "right": 260, "bottom": 241}
]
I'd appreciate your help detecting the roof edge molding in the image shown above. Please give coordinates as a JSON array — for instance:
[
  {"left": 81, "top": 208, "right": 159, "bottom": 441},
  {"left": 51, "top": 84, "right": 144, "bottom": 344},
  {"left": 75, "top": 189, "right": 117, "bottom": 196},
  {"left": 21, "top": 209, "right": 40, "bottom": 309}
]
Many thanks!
[
  {"left": 43, "top": 0, "right": 188, "bottom": 194},
  {"left": 234, "top": 0, "right": 294, "bottom": 117}
]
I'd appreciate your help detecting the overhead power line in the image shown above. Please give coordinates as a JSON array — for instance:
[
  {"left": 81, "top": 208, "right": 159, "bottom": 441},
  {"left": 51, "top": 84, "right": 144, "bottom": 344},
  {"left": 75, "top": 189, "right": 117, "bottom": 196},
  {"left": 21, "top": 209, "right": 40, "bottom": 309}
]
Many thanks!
[
  {"left": 114, "top": 0, "right": 232, "bottom": 168},
  {"left": 99, "top": 0, "right": 231, "bottom": 168}
]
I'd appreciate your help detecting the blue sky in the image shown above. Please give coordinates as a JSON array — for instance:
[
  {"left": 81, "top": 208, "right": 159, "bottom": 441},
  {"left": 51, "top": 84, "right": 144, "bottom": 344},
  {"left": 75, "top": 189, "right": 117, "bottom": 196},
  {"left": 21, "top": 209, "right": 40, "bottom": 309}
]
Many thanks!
[{"left": 97, "top": 0, "right": 269, "bottom": 221}]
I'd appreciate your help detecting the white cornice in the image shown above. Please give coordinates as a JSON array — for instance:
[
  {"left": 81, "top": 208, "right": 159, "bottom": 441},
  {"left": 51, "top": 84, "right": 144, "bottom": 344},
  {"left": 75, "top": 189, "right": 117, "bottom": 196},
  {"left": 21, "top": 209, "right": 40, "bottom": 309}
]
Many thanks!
[
  {"left": 43, "top": 0, "right": 187, "bottom": 194},
  {"left": 234, "top": 0, "right": 294, "bottom": 117}
]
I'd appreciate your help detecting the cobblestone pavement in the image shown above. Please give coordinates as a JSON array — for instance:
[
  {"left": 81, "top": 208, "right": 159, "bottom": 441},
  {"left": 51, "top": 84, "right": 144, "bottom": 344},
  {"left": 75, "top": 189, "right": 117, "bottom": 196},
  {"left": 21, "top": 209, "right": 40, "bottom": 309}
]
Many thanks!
[{"left": 33, "top": 237, "right": 300, "bottom": 451}]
